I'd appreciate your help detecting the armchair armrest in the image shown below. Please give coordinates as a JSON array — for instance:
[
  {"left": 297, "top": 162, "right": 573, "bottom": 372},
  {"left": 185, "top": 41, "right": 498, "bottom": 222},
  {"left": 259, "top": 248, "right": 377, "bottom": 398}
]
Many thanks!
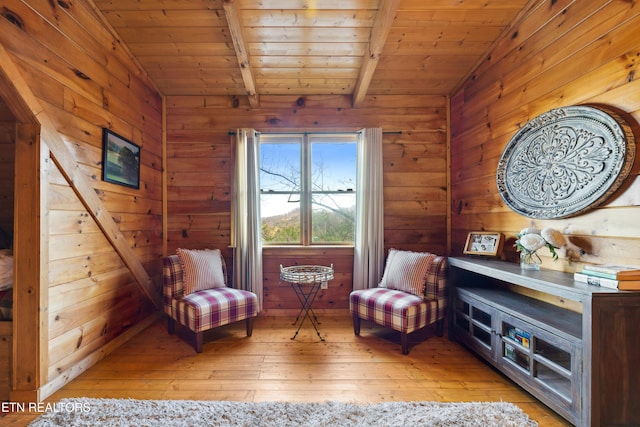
[
  {"left": 163, "top": 255, "right": 185, "bottom": 315},
  {"left": 425, "top": 256, "right": 447, "bottom": 301}
]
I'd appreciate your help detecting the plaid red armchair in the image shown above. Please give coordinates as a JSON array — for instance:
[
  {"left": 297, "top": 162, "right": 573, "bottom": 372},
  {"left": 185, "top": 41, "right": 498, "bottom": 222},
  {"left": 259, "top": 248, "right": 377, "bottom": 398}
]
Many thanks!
[
  {"left": 349, "top": 251, "right": 447, "bottom": 355},
  {"left": 163, "top": 252, "right": 258, "bottom": 353}
]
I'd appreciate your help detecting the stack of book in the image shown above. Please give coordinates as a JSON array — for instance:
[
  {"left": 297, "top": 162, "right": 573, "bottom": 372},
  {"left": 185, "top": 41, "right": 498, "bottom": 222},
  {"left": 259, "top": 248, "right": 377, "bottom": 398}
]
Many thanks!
[{"left": 574, "top": 264, "right": 640, "bottom": 290}]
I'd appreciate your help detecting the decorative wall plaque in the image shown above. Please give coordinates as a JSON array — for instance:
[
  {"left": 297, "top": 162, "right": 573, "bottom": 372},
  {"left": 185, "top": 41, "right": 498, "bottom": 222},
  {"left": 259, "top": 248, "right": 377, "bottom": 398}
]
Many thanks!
[{"left": 496, "top": 105, "right": 635, "bottom": 219}]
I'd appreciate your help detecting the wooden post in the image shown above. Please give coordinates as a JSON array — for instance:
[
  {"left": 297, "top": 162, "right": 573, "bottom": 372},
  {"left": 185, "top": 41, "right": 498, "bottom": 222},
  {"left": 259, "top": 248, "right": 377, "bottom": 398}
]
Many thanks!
[{"left": 11, "top": 123, "right": 42, "bottom": 403}]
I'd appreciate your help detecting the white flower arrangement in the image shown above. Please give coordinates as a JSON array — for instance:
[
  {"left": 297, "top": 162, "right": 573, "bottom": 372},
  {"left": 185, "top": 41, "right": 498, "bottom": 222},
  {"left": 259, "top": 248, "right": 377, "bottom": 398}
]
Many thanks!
[{"left": 515, "top": 227, "right": 566, "bottom": 262}]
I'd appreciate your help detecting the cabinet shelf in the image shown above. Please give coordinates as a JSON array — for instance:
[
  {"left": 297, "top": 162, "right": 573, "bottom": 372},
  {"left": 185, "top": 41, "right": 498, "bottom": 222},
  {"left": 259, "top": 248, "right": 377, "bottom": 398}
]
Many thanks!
[
  {"left": 534, "top": 340, "right": 572, "bottom": 378},
  {"left": 534, "top": 353, "right": 572, "bottom": 379},
  {"left": 459, "top": 287, "right": 581, "bottom": 341}
]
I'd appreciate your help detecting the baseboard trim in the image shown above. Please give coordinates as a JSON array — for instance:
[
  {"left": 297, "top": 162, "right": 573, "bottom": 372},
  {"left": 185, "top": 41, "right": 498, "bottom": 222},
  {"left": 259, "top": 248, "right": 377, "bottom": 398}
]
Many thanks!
[{"left": 259, "top": 308, "right": 350, "bottom": 317}]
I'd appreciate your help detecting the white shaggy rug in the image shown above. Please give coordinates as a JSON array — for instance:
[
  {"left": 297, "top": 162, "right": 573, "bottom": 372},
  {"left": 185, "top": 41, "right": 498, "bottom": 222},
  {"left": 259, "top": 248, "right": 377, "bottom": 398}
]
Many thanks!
[{"left": 28, "top": 398, "right": 538, "bottom": 426}]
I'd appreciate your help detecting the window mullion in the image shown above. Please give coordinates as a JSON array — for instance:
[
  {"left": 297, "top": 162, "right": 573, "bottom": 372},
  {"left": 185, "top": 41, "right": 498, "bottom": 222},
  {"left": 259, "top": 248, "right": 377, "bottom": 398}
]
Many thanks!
[{"left": 301, "top": 134, "right": 312, "bottom": 245}]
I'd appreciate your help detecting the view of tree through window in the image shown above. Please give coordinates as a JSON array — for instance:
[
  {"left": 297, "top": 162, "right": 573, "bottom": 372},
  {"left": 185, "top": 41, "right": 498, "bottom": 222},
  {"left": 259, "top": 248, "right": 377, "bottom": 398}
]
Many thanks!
[{"left": 259, "top": 133, "right": 357, "bottom": 245}]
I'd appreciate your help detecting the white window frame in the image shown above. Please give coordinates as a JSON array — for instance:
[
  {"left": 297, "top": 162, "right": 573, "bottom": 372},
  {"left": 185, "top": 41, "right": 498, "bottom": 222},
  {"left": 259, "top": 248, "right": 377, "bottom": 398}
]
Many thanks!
[{"left": 259, "top": 132, "right": 357, "bottom": 246}]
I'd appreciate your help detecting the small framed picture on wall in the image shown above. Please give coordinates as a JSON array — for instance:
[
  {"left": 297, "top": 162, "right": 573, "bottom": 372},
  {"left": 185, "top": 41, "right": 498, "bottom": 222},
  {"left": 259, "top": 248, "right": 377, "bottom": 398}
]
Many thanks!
[
  {"left": 463, "top": 232, "right": 504, "bottom": 257},
  {"left": 102, "top": 128, "right": 141, "bottom": 189}
]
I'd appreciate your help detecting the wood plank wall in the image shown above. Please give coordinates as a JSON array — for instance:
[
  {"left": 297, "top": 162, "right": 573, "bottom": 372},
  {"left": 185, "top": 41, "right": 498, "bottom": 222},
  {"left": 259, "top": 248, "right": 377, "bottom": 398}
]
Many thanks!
[
  {"left": 450, "top": 0, "right": 640, "bottom": 270},
  {"left": 0, "top": 0, "right": 163, "bottom": 393},
  {"left": 0, "top": 99, "right": 15, "bottom": 239},
  {"left": 165, "top": 94, "right": 448, "bottom": 313}
]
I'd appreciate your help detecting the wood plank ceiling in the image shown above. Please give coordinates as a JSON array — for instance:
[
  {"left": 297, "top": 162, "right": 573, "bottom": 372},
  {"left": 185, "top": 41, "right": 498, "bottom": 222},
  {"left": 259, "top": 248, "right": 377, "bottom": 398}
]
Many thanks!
[{"left": 93, "top": 0, "right": 532, "bottom": 108}]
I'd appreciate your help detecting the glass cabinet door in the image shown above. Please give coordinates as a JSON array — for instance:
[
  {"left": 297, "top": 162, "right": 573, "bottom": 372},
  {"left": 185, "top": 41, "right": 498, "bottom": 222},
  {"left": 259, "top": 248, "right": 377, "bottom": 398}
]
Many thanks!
[
  {"left": 498, "top": 314, "right": 578, "bottom": 422},
  {"left": 533, "top": 337, "right": 573, "bottom": 402},
  {"left": 453, "top": 292, "right": 495, "bottom": 358},
  {"left": 501, "top": 321, "right": 531, "bottom": 373},
  {"left": 470, "top": 306, "right": 492, "bottom": 348}
]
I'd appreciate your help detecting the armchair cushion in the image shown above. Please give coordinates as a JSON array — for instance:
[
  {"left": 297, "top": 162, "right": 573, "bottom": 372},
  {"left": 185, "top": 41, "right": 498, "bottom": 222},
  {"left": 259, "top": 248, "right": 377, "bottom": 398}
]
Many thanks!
[
  {"left": 176, "top": 248, "right": 226, "bottom": 295},
  {"left": 350, "top": 287, "right": 437, "bottom": 334},
  {"left": 172, "top": 287, "right": 258, "bottom": 333},
  {"left": 379, "top": 249, "right": 435, "bottom": 296}
]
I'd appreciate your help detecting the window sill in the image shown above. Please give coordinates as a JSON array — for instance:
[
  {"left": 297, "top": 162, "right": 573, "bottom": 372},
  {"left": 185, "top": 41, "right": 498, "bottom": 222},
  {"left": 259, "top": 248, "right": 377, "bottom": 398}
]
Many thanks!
[{"left": 262, "top": 246, "right": 354, "bottom": 256}]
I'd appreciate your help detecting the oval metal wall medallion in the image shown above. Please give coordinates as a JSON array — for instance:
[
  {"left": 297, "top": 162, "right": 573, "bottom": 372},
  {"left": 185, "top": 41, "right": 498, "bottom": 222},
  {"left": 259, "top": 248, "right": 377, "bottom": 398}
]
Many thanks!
[{"left": 496, "top": 105, "right": 636, "bottom": 219}]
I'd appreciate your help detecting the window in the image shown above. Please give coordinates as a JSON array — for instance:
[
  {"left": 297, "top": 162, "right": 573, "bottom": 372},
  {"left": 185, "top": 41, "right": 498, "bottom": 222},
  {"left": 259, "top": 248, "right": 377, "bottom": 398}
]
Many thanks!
[{"left": 259, "top": 133, "right": 357, "bottom": 245}]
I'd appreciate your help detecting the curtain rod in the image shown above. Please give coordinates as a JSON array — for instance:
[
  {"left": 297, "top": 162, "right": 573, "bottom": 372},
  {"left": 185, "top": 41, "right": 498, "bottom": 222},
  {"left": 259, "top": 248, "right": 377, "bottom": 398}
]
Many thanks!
[{"left": 227, "top": 130, "right": 402, "bottom": 136}]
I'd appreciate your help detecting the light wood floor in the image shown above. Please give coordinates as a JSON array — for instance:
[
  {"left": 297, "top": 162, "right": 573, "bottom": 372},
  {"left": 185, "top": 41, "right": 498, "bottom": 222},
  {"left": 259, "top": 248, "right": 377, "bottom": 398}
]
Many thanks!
[{"left": 3, "top": 314, "right": 570, "bottom": 426}]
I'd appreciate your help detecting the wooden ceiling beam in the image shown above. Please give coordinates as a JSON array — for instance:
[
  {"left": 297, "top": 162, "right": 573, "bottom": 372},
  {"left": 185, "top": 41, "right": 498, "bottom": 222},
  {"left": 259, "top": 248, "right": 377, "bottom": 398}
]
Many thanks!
[
  {"left": 352, "top": 0, "right": 401, "bottom": 108},
  {"left": 223, "top": 0, "right": 259, "bottom": 108}
]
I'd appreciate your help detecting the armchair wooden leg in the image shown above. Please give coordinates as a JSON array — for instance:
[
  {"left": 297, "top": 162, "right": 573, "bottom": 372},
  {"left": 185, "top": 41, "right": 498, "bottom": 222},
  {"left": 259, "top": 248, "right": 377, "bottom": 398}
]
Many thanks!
[
  {"left": 194, "top": 331, "right": 203, "bottom": 353},
  {"left": 352, "top": 313, "right": 361, "bottom": 336},
  {"left": 401, "top": 332, "right": 409, "bottom": 355},
  {"left": 246, "top": 317, "right": 254, "bottom": 336},
  {"left": 167, "top": 317, "right": 175, "bottom": 334},
  {"left": 435, "top": 319, "right": 445, "bottom": 337}
]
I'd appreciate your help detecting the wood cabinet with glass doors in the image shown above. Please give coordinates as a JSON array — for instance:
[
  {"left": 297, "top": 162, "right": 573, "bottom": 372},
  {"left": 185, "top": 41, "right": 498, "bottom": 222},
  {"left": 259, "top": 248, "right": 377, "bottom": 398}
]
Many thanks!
[{"left": 448, "top": 257, "right": 640, "bottom": 427}]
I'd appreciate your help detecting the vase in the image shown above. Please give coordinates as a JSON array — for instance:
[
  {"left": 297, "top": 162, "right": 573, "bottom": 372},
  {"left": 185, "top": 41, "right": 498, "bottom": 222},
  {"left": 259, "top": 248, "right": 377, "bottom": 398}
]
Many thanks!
[{"left": 520, "top": 251, "right": 541, "bottom": 270}]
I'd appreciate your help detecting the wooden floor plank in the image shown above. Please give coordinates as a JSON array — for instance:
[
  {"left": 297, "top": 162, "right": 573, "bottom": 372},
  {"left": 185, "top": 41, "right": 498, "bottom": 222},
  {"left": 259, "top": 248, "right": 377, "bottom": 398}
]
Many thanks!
[{"left": 1, "top": 315, "right": 571, "bottom": 426}]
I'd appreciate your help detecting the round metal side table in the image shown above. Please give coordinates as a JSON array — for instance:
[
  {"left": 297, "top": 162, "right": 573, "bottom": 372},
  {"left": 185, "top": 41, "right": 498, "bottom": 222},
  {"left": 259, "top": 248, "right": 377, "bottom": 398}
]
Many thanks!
[{"left": 280, "top": 264, "right": 334, "bottom": 341}]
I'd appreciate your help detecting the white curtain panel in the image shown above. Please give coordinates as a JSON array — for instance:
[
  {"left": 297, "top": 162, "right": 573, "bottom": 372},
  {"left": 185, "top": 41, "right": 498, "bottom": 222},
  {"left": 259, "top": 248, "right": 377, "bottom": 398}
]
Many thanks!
[
  {"left": 352, "top": 128, "right": 385, "bottom": 290},
  {"left": 232, "top": 128, "right": 263, "bottom": 310}
]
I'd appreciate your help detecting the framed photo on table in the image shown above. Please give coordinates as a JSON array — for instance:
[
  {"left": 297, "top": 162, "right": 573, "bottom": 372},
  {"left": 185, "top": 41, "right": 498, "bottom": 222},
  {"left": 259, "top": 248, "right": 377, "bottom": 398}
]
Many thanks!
[
  {"left": 102, "top": 128, "right": 140, "bottom": 189},
  {"left": 463, "top": 232, "right": 504, "bottom": 257}
]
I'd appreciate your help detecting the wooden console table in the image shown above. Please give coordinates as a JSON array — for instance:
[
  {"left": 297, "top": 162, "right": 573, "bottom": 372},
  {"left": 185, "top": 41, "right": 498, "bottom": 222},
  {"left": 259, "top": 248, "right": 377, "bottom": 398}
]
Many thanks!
[{"left": 448, "top": 257, "right": 640, "bottom": 427}]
